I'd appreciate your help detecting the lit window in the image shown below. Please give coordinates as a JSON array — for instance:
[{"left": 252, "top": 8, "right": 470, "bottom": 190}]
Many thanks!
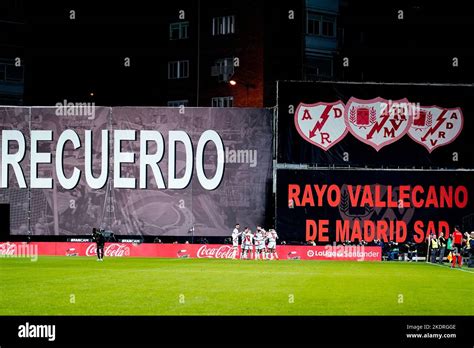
[
  {"left": 307, "top": 12, "right": 336, "bottom": 38},
  {"left": 212, "top": 16, "right": 235, "bottom": 35},
  {"left": 168, "top": 60, "right": 189, "bottom": 79},
  {"left": 170, "top": 22, "right": 189, "bottom": 40},
  {"left": 211, "top": 57, "right": 234, "bottom": 81},
  {"left": 212, "top": 96, "right": 234, "bottom": 107}
]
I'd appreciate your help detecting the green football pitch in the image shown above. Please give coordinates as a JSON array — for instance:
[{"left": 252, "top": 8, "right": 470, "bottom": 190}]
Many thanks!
[{"left": 0, "top": 256, "right": 473, "bottom": 315}]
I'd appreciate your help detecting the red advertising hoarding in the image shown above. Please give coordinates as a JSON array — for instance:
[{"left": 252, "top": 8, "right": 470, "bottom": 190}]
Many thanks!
[{"left": 0, "top": 242, "right": 381, "bottom": 261}]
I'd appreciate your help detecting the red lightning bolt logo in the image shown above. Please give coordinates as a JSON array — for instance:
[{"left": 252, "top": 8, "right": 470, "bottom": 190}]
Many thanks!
[
  {"left": 366, "top": 106, "right": 390, "bottom": 140},
  {"left": 421, "top": 109, "right": 447, "bottom": 142},
  {"left": 309, "top": 105, "right": 332, "bottom": 138}
]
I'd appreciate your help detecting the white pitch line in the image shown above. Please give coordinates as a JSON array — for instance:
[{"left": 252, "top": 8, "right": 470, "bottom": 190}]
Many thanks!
[{"left": 427, "top": 262, "right": 474, "bottom": 274}]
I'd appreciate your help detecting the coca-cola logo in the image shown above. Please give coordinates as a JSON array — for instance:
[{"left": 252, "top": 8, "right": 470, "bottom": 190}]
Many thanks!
[
  {"left": 0, "top": 243, "right": 16, "bottom": 256},
  {"left": 197, "top": 245, "right": 233, "bottom": 259},
  {"left": 85, "top": 243, "right": 130, "bottom": 257}
]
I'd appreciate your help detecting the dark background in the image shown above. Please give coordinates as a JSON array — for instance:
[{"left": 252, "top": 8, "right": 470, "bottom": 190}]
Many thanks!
[
  {"left": 0, "top": 204, "right": 10, "bottom": 240},
  {"left": 2, "top": 0, "right": 474, "bottom": 106}
]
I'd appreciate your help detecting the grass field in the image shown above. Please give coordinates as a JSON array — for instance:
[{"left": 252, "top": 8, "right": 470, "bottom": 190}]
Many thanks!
[{"left": 0, "top": 256, "right": 473, "bottom": 315}]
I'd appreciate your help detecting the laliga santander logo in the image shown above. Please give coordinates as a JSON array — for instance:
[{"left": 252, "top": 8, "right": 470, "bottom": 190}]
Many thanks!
[
  {"left": 408, "top": 106, "right": 463, "bottom": 153},
  {"left": 345, "top": 97, "right": 413, "bottom": 151},
  {"left": 0, "top": 242, "right": 16, "bottom": 256},
  {"left": 85, "top": 243, "right": 130, "bottom": 257},
  {"left": 197, "top": 245, "right": 234, "bottom": 259},
  {"left": 294, "top": 101, "right": 347, "bottom": 150}
]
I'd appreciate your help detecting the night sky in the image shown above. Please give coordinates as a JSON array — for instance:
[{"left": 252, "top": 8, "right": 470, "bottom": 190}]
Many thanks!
[{"left": 7, "top": 0, "right": 472, "bottom": 106}]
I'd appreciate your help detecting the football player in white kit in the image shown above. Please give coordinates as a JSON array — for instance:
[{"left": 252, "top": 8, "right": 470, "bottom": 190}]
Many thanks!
[
  {"left": 242, "top": 227, "right": 254, "bottom": 260},
  {"left": 240, "top": 227, "right": 247, "bottom": 259},
  {"left": 267, "top": 228, "right": 279, "bottom": 260},
  {"left": 231, "top": 223, "right": 241, "bottom": 259},
  {"left": 254, "top": 227, "right": 264, "bottom": 260},
  {"left": 263, "top": 228, "right": 271, "bottom": 259}
]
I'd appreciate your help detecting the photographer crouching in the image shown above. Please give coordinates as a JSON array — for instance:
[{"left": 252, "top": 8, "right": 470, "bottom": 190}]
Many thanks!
[{"left": 92, "top": 228, "right": 106, "bottom": 261}]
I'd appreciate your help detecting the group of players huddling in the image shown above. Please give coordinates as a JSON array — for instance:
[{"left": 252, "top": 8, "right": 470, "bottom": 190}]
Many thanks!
[{"left": 231, "top": 224, "right": 279, "bottom": 260}]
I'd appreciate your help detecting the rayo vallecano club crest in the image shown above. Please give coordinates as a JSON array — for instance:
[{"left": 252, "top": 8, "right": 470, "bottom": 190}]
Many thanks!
[
  {"left": 294, "top": 97, "right": 463, "bottom": 152},
  {"left": 344, "top": 97, "right": 413, "bottom": 151},
  {"left": 294, "top": 101, "right": 346, "bottom": 150},
  {"left": 408, "top": 106, "right": 463, "bottom": 153}
]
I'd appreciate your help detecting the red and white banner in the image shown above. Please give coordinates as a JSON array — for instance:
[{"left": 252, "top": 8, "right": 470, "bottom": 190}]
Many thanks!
[
  {"left": 0, "top": 242, "right": 381, "bottom": 261},
  {"left": 294, "top": 97, "right": 464, "bottom": 152},
  {"left": 295, "top": 101, "right": 347, "bottom": 150}
]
